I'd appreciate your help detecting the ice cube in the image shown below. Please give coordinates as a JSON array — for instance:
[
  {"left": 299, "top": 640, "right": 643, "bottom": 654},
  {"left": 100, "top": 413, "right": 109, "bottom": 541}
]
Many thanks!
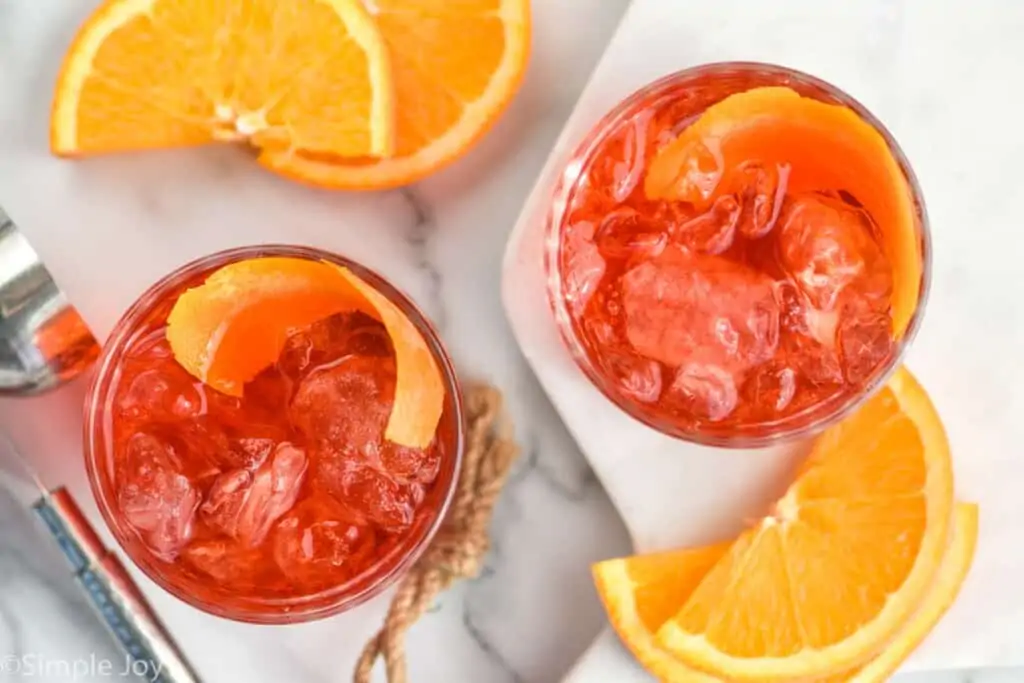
[
  {"left": 773, "top": 280, "right": 843, "bottom": 385},
  {"left": 345, "top": 467, "right": 420, "bottom": 531},
  {"left": 787, "top": 335, "right": 844, "bottom": 387},
  {"left": 775, "top": 280, "right": 810, "bottom": 336},
  {"left": 622, "top": 249, "right": 779, "bottom": 372},
  {"left": 735, "top": 162, "right": 790, "bottom": 239},
  {"left": 743, "top": 363, "right": 797, "bottom": 413},
  {"left": 182, "top": 539, "right": 265, "bottom": 584},
  {"left": 647, "top": 199, "right": 692, "bottom": 233},
  {"left": 273, "top": 498, "right": 377, "bottom": 587},
  {"left": 614, "top": 111, "right": 653, "bottom": 202},
  {"left": 201, "top": 468, "right": 251, "bottom": 534},
  {"left": 589, "top": 109, "right": 654, "bottom": 203},
  {"left": 838, "top": 302, "right": 894, "bottom": 385},
  {"left": 151, "top": 417, "right": 231, "bottom": 478},
  {"left": 117, "top": 433, "right": 200, "bottom": 561},
  {"left": 774, "top": 276, "right": 888, "bottom": 388},
  {"left": 288, "top": 313, "right": 393, "bottom": 373},
  {"left": 778, "top": 194, "right": 890, "bottom": 311},
  {"left": 316, "top": 462, "right": 419, "bottom": 532},
  {"left": 204, "top": 391, "right": 244, "bottom": 420},
  {"left": 379, "top": 443, "right": 441, "bottom": 485},
  {"left": 603, "top": 352, "right": 663, "bottom": 404},
  {"left": 658, "top": 137, "right": 724, "bottom": 202},
  {"left": 561, "top": 221, "right": 607, "bottom": 316},
  {"left": 116, "top": 366, "right": 204, "bottom": 422},
  {"left": 219, "top": 419, "right": 290, "bottom": 470},
  {"left": 595, "top": 208, "right": 667, "bottom": 261},
  {"left": 201, "top": 443, "right": 308, "bottom": 547},
  {"left": 241, "top": 366, "right": 294, "bottom": 419},
  {"left": 666, "top": 363, "right": 739, "bottom": 422},
  {"left": 333, "top": 314, "right": 392, "bottom": 359},
  {"left": 290, "top": 357, "right": 394, "bottom": 455},
  {"left": 277, "top": 329, "right": 315, "bottom": 379},
  {"left": 275, "top": 314, "right": 393, "bottom": 392},
  {"left": 673, "top": 195, "right": 740, "bottom": 254},
  {"left": 231, "top": 435, "right": 279, "bottom": 470},
  {"left": 778, "top": 290, "right": 843, "bottom": 389},
  {"left": 582, "top": 313, "right": 616, "bottom": 347}
]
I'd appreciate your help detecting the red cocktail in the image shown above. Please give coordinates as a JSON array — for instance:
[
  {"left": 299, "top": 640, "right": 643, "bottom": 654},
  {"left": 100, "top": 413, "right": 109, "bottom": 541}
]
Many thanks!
[
  {"left": 548, "top": 63, "right": 929, "bottom": 445},
  {"left": 84, "top": 246, "right": 463, "bottom": 623}
]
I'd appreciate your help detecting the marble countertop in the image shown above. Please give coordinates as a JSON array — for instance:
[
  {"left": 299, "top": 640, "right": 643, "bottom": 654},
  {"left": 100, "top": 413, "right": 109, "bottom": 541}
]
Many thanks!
[{"left": 0, "top": 1, "right": 1019, "bottom": 682}]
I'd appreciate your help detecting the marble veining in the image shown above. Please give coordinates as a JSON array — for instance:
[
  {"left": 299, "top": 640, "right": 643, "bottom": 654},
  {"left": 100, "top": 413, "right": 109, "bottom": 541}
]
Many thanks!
[
  {"left": 461, "top": 603, "right": 525, "bottom": 683},
  {"left": 396, "top": 187, "right": 449, "bottom": 333}
]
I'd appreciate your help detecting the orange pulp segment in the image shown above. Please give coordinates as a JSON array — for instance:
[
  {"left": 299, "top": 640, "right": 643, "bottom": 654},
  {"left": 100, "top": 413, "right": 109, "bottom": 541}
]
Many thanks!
[
  {"left": 261, "top": 0, "right": 531, "bottom": 189},
  {"left": 844, "top": 502, "right": 977, "bottom": 683},
  {"left": 592, "top": 503, "right": 977, "bottom": 683},
  {"left": 644, "top": 87, "right": 921, "bottom": 338},
  {"left": 52, "top": 0, "right": 394, "bottom": 159},
  {"left": 593, "top": 543, "right": 729, "bottom": 683},
  {"left": 655, "top": 366, "right": 954, "bottom": 680},
  {"left": 166, "top": 257, "right": 443, "bottom": 448}
]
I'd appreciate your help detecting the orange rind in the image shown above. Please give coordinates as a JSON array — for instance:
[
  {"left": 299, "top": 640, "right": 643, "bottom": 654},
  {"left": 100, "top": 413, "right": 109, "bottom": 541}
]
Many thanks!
[
  {"left": 645, "top": 87, "right": 921, "bottom": 337},
  {"left": 166, "top": 257, "right": 443, "bottom": 449},
  {"left": 51, "top": 0, "right": 531, "bottom": 190},
  {"left": 52, "top": 0, "right": 394, "bottom": 159},
  {"left": 262, "top": 0, "right": 532, "bottom": 189},
  {"left": 655, "top": 366, "right": 954, "bottom": 680},
  {"left": 593, "top": 503, "right": 977, "bottom": 683}
]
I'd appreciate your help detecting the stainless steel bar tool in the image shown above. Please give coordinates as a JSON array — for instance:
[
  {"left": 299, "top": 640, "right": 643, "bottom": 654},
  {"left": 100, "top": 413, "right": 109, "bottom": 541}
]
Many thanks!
[
  {"left": 0, "top": 207, "right": 202, "bottom": 681},
  {"left": 0, "top": 206, "right": 99, "bottom": 394},
  {"left": 0, "top": 436, "right": 203, "bottom": 683}
]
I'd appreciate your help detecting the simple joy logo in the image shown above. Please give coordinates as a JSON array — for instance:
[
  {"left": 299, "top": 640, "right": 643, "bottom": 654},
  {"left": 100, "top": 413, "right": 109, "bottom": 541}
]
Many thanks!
[{"left": 0, "top": 653, "right": 163, "bottom": 681}]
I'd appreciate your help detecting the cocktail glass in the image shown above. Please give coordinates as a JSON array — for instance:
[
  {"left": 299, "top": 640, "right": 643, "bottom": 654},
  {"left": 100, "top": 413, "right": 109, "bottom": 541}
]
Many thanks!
[
  {"left": 546, "top": 62, "right": 930, "bottom": 447},
  {"left": 84, "top": 245, "right": 463, "bottom": 623}
]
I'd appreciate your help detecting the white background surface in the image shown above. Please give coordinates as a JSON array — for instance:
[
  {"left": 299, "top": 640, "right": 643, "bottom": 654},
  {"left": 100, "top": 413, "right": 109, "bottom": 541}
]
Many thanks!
[{"left": 0, "top": 1, "right": 1020, "bottom": 682}]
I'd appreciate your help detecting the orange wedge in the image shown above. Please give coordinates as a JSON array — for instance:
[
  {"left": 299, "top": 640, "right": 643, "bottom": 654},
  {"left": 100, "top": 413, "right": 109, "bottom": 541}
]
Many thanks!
[
  {"left": 261, "top": 0, "right": 531, "bottom": 189},
  {"left": 644, "top": 87, "right": 921, "bottom": 338},
  {"left": 844, "top": 503, "right": 977, "bottom": 683},
  {"left": 52, "top": 0, "right": 394, "bottom": 159},
  {"left": 593, "top": 543, "right": 729, "bottom": 683},
  {"left": 655, "top": 366, "right": 953, "bottom": 680},
  {"left": 593, "top": 503, "right": 977, "bottom": 683},
  {"left": 166, "top": 257, "right": 443, "bottom": 448}
]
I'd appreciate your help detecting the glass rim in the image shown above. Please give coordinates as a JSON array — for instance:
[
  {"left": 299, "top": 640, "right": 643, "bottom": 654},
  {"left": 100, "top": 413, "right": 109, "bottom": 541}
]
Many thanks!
[
  {"left": 83, "top": 244, "right": 465, "bottom": 623},
  {"left": 545, "top": 61, "right": 932, "bottom": 448}
]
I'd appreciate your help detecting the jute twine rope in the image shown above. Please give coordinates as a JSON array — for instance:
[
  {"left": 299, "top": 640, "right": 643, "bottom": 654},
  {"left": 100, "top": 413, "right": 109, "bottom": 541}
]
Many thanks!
[{"left": 354, "top": 383, "right": 520, "bottom": 683}]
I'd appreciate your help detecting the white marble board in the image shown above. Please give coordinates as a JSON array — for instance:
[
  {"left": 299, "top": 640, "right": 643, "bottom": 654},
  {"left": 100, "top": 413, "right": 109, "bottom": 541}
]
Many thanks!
[{"left": 501, "top": 0, "right": 1024, "bottom": 680}]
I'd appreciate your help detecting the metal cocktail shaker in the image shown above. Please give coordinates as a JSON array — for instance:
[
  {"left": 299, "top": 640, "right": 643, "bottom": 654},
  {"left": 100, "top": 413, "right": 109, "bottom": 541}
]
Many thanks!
[{"left": 0, "top": 206, "right": 99, "bottom": 394}]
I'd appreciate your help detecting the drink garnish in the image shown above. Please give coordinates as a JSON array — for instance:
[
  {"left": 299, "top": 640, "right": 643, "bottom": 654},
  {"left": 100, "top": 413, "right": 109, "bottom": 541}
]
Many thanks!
[
  {"left": 644, "top": 87, "right": 921, "bottom": 337},
  {"left": 166, "top": 257, "right": 443, "bottom": 449},
  {"left": 592, "top": 368, "right": 973, "bottom": 682}
]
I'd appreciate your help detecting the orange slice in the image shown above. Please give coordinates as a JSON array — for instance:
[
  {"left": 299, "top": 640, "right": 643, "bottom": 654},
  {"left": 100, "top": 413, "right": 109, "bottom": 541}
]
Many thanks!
[
  {"left": 655, "top": 366, "right": 954, "bottom": 680},
  {"left": 844, "top": 502, "right": 977, "bottom": 683},
  {"left": 166, "top": 257, "right": 443, "bottom": 448},
  {"left": 592, "top": 503, "right": 977, "bottom": 683},
  {"left": 52, "top": 0, "right": 394, "bottom": 159},
  {"left": 644, "top": 87, "right": 921, "bottom": 338},
  {"left": 261, "top": 0, "right": 531, "bottom": 189},
  {"left": 593, "top": 543, "right": 729, "bottom": 683}
]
